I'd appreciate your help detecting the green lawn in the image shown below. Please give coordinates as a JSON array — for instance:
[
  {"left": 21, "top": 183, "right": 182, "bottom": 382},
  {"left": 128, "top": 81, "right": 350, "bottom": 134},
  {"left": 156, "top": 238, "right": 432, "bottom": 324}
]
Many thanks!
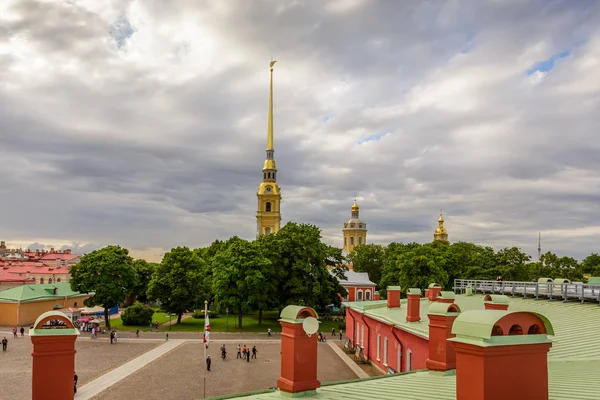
[
  {"left": 159, "top": 312, "right": 346, "bottom": 333},
  {"left": 110, "top": 310, "right": 174, "bottom": 330}
]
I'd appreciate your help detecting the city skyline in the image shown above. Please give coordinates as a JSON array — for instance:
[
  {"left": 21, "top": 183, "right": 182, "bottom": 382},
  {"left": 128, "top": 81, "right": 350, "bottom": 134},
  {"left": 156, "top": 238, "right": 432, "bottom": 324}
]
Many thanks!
[{"left": 1, "top": 0, "right": 599, "bottom": 262}]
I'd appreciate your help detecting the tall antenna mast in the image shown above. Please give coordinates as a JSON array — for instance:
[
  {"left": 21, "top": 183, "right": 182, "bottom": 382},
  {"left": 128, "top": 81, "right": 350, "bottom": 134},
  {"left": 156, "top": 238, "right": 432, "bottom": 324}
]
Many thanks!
[{"left": 537, "top": 232, "right": 541, "bottom": 261}]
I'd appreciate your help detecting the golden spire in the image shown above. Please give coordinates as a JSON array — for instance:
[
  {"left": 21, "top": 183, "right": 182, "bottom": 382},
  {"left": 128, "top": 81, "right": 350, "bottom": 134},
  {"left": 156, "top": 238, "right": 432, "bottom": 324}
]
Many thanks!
[
  {"left": 267, "top": 60, "right": 276, "bottom": 151},
  {"left": 438, "top": 209, "right": 444, "bottom": 223},
  {"left": 351, "top": 199, "right": 359, "bottom": 211},
  {"left": 434, "top": 209, "right": 448, "bottom": 242}
]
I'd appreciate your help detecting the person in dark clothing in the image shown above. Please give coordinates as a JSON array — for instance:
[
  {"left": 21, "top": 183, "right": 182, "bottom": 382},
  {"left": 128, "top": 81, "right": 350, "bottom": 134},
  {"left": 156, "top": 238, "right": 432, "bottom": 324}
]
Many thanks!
[
  {"left": 74, "top": 372, "right": 78, "bottom": 394},
  {"left": 20, "top": 327, "right": 25, "bottom": 337},
  {"left": 237, "top": 344, "right": 242, "bottom": 359},
  {"left": 206, "top": 355, "right": 212, "bottom": 371},
  {"left": 2, "top": 337, "right": 7, "bottom": 351},
  {"left": 251, "top": 346, "right": 257, "bottom": 359},
  {"left": 110, "top": 331, "right": 114, "bottom": 344}
]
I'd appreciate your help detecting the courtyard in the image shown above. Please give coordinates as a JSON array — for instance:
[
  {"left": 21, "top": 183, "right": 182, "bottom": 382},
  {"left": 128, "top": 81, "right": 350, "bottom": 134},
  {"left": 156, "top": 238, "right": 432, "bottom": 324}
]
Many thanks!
[{"left": 0, "top": 330, "right": 359, "bottom": 400}]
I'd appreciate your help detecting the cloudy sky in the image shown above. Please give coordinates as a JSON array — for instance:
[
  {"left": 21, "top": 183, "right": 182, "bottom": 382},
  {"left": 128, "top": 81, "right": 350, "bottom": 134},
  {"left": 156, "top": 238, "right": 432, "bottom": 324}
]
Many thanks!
[{"left": 1, "top": 0, "right": 599, "bottom": 262}]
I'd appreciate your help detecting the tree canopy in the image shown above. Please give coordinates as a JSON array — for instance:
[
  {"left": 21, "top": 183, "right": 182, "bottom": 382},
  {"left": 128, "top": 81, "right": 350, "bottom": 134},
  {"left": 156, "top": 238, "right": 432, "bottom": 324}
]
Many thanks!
[
  {"left": 69, "top": 245, "right": 137, "bottom": 329},
  {"left": 147, "top": 246, "right": 206, "bottom": 323}
]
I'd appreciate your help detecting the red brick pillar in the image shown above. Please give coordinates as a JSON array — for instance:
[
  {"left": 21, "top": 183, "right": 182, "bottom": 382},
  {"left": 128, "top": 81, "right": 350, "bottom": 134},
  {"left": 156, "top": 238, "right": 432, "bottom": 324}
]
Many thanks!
[
  {"left": 277, "top": 306, "right": 320, "bottom": 394},
  {"left": 426, "top": 302, "right": 461, "bottom": 372},
  {"left": 406, "top": 288, "right": 422, "bottom": 322},
  {"left": 30, "top": 311, "right": 80, "bottom": 400},
  {"left": 450, "top": 310, "right": 553, "bottom": 400},
  {"left": 427, "top": 283, "right": 442, "bottom": 301},
  {"left": 387, "top": 286, "right": 401, "bottom": 308}
]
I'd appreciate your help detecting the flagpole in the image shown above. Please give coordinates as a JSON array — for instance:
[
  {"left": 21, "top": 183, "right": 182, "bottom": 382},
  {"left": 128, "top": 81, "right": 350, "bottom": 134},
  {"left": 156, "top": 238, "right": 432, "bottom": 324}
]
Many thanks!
[{"left": 203, "top": 300, "right": 208, "bottom": 399}]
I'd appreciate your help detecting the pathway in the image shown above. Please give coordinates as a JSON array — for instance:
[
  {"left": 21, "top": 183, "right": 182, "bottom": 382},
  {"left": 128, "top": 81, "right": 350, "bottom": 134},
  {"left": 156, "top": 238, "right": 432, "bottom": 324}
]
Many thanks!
[
  {"left": 327, "top": 341, "right": 369, "bottom": 378},
  {"left": 75, "top": 339, "right": 186, "bottom": 400}
]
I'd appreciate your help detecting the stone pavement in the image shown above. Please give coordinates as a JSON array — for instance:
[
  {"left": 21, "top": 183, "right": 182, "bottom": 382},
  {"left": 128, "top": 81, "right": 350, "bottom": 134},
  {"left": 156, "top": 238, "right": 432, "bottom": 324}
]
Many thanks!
[
  {"left": 76, "top": 339, "right": 186, "bottom": 400},
  {"left": 327, "top": 340, "right": 369, "bottom": 378}
]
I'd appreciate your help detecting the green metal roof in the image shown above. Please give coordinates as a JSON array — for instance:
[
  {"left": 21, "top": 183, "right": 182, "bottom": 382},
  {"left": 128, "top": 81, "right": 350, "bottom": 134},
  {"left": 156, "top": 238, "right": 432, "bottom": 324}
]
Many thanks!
[
  {"left": 483, "top": 294, "right": 509, "bottom": 304},
  {"left": 0, "top": 282, "right": 89, "bottom": 303},
  {"left": 407, "top": 288, "right": 422, "bottom": 295},
  {"left": 211, "top": 294, "right": 600, "bottom": 400},
  {"left": 587, "top": 277, "right": 600, "bottom": 284},
  {"left": 279, "top": 305, "right": 318, "bottom": 323}
]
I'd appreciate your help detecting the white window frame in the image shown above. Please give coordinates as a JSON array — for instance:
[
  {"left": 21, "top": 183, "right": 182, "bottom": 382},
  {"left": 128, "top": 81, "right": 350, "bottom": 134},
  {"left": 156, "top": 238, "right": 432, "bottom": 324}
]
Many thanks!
[
  {"left": 357, "top": 289, "right": 364, "bottom": 301},
  {"left": 376, "top": 334, "right": 381, "bottom": 361},
  {"left": 406, "top": 349, "right": 412, "bottom": 371},
  {"left": 365, "top": 290, "right": 371, "bottom": 301},
  {"left": 384, "top": 337, "right": 388, "bottom": 366}
]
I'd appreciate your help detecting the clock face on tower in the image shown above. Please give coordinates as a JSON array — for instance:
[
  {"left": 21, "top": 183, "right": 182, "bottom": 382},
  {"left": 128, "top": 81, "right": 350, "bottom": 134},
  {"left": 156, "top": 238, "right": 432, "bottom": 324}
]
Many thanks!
[{"left": 265, "top": 185, "right": 272, "bottom": 193}]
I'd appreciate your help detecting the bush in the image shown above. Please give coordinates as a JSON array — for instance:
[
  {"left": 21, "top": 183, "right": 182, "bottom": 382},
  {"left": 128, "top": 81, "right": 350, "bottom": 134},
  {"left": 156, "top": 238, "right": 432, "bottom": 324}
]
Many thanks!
[{"left": 121, "top": 302, "right": 154, "bottom": 326}]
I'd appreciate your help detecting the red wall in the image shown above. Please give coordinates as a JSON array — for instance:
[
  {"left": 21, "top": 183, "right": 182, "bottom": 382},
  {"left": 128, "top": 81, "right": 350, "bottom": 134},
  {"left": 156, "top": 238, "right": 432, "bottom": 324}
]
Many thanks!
[
  {"left": 346, "top": 308, "right": 429, "bottom": 373},
  {"left": 344, "top": 285, "right": 376, "bottom": 302}
]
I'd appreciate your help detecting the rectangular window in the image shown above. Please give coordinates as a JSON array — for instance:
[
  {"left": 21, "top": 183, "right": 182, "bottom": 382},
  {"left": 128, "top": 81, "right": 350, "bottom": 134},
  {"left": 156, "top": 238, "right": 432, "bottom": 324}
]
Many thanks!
[
  {"left": 384, "top": 337, "right": 388, "bottom": 365},
  {"left": 356, "top": 322, "right": 359, "bottom": 345},
  {"left": 407, "top": 349, "right": 412, "bottom": 371},
  {"left": 376, "top": 334, "right": 381, "bottom": 361}
]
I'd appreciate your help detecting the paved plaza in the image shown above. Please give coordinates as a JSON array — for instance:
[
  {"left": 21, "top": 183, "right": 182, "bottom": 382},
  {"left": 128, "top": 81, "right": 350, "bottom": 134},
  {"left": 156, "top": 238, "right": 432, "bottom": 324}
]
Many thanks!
[{"left": 0, "top": 330, "right": 359, "bottom": 400}]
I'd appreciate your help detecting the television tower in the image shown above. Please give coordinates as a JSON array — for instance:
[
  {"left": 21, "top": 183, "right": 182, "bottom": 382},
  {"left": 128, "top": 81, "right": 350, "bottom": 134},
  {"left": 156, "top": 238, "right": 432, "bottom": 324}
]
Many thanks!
[{"left": 537, "top": 232, "right": 541, "bottom": 261}]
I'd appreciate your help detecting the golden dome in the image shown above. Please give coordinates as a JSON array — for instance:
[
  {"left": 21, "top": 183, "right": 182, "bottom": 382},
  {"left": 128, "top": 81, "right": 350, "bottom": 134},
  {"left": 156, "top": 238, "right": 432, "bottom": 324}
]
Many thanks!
[{"left": 351, "top": 199, "right": 359, "bottom": 211}]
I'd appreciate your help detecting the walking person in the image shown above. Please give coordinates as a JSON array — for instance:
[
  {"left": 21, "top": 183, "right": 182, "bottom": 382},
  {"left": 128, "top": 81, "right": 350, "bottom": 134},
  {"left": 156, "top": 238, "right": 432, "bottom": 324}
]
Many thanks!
[
  {"left": 331, "top": 327, "right": 335, "bottom": 337},
  {"left": 339, "top": 329, "right": 343, "bottom": 341},
  {"left": 251, "top": 346, "right": 257, "bottom": 359},
  {"left": 2, "top": 337, "right": 7, "bottom": 351},
  {"left": 237, "top": 344, "right": 242, "bottom": 359},
  {"left": 74, "top": 372, "right": 78, "bottom": 394},
  {"left": 136, "top": 329, "right": 140, "bottom": 338},
  {"left": 206, "top": 355, "right": 212, "bottom": 371},
  {"left": 114, "top": 330, "right": 118, "bottom": 343},
  {"left": 12, "top": 327, "right": 17, "bottom": 338},
  {"left": 246, "top": 346, "right": 250, "bottom": 362},
  {"left": 242, "top": 345, "right": 247, "bottom": 360},
  {"left": 267, "top": 327, "right": 272, "bottom": 337},
  {"left": 20, "top": 327, "right": 25, "bottom": 337},
  {"left": 110, "top": 330, "right": 114, "bottom": 344}
]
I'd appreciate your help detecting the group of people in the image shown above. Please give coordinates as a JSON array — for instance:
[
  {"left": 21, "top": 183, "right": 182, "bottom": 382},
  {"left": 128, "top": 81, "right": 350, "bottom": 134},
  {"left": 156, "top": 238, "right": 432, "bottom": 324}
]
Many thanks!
[
  {"left": 11, "top": 327, "right": 25, "bottom": 338},
  {"left": 109, "top": 329, "right": 119, "bottom": 344},
  {"left": 206, "top": 344, "right": 258, "bottom": 371}
]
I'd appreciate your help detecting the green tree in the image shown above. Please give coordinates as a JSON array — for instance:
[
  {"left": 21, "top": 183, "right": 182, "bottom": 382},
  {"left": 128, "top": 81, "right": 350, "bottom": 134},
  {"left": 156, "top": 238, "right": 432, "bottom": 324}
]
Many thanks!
[
  {"left": 258, "top": 222, "right": 347, "bottom": 311},
  {"left": 147, "top": 247, "right": 206, "bottom": 324},
  {"left": 69, "top": 245, "right": 136, "bottom": 329},
  {"left": 348, "top": 244, "right": 385, "bottom": 288},
  {"left": 448, "top": 242, "right": 496, "bottom": 281},
  {"left": 582, "top": 253, "right": 600, "bottom": 277},
  {"left": 129, "top": 259, "right": 157, "bottom": 303},
  {"left": 212, "top": 236, "right": 272, "bottom": 328},
  {"left": 495, "top": 247, "right": 531, "bottom": 281},
  {"left": 379, "top": 242, "right": 420, "bottom": 297},
  {"left": 395, "top": 244, "right": 450, "bottom": 293}
]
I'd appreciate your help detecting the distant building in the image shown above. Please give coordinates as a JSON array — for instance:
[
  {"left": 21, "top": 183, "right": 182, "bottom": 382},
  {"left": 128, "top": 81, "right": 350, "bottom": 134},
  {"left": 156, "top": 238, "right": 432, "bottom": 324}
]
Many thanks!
[
  {"left": 343, "top": 200, "right": 367, "bottom": 253},
  {"left": 0, "top": 269, "right": 35, "bottom": 290},
  {"left": 0, "top": 241, "right": 79, "bottom": 284},
  {"left": 335, "top": 269, "right": 377, "bottom": 302},
  {"left": 0, "top": 282, "right": 91, "bottom": 326}
]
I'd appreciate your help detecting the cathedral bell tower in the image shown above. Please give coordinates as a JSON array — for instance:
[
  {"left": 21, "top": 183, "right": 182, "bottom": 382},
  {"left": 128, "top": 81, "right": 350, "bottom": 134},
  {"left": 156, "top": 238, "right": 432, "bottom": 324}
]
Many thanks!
[
  {"left": 256, "top": 61, "right": 282, "bottom": 236},
  {"left": 343, "top": 200, "right": 367, "bottom": 253}
]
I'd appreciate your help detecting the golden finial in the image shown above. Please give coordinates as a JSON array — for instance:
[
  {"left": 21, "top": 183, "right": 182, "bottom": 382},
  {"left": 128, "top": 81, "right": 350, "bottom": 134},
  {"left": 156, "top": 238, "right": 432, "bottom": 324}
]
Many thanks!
[
  {"left": 204, "top": 300, "right": 208, "bottom": 305},
  {"left": 266, "top": 59, "right": 276, "bottom": 151},
  {"left": 351, "top": 199, "right": 359, "bottom": 210}
]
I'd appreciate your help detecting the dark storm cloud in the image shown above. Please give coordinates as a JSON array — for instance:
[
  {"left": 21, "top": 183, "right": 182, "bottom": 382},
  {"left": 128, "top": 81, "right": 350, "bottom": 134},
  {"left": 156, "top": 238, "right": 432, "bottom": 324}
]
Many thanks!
[{"left": 0, "top": 0, "right": 599, "bottom": 261}]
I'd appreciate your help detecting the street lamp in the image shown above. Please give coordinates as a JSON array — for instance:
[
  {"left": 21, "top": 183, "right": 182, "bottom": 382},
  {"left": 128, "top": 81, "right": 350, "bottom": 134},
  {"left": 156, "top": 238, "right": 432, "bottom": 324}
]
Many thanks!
[{"left": 226, "top": 308, "right": 229, "bottom": 332}]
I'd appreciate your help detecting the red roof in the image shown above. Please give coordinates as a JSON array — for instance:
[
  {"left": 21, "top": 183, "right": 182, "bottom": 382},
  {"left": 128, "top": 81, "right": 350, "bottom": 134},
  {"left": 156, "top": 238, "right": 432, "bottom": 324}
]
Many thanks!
[
  {"left": 39, "top": 253, "right": 79, "bottom": 261},
  {"left": 0, "top": 270, "right": 35, "bottom": 283},
  {"left": 1, "top": 263, "right": 71, "bottom": 275}
]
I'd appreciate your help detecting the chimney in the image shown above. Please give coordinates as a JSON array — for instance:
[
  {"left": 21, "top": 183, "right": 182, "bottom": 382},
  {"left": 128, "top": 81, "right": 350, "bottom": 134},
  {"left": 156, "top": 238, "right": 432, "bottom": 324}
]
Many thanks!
[
  {"left": 373, "top": 291, "right": 381, "bottom": 301},
  {"left": 437, "top": 291, "right": 456, "bottom": 304},
  {"left": 484, "top": 294, "right": 509, "bottom": 310},
  {"left": 30, "top": 311, "right": 80, "bottom": 400},
  {"left": 277, "top": 305, "right": 320, "bottom": 394},
  {"left": 450, "top": 310, "right": 553, "bottom": 400},
  {"left": 426, "top": 301, "right": 461, "bottom": 372},
  {"left": 386, "top": 286, "right": 401, "bottom": 308},
  {"left": 406, "top": 288, "right": 422, "bottom": 322},
  {"left": 426, "top": 283, "right": 442, "bottom": 301}
]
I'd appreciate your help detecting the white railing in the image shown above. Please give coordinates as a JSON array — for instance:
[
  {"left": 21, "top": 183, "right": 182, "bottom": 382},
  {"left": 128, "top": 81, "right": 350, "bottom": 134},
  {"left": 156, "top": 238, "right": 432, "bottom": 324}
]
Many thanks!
[{"left": 453, "top": 279, "right": 600, "bottom": 304}]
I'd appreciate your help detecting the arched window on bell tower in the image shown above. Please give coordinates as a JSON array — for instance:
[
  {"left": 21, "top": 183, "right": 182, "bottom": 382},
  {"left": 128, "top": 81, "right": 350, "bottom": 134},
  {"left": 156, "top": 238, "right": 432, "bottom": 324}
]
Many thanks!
[
  {"left": 266, "top": 202, "right": 272, "bottom": 212},
  {"left": 350, "top": 237, "right": 354, "bottom": 245},
  {"left": 265, "top": 227, "right": 271, "bottom": 235}
]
